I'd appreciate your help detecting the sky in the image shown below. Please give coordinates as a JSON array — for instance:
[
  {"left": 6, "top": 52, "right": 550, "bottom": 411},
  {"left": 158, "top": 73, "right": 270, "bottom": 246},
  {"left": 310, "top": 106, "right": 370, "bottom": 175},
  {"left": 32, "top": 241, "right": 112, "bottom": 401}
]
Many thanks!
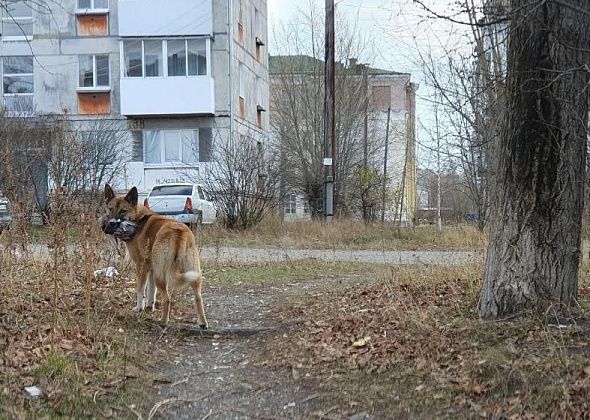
[
  {"left": 266, "top": 0, "right": 465, "bottom": 75},
  {"left": 266, "top": 0, "right": 472, "bottom": 166}
]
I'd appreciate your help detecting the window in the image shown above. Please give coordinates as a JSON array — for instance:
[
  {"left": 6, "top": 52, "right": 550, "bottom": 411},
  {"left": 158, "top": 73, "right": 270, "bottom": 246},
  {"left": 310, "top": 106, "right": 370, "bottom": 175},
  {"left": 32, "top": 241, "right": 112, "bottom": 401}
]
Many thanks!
[
  {"left": 284, "top": 194, "right": 297, "bottom": 215},
  {"left": 1, "top": 2, "right": 33, "bottom": 39},
  {"left": 187, "top": 39, "right": 207, "bottom": 76},
  {"left": 2, "top": 56, "right": 33, "bottom": 113},
  {"left": 371, "top": 85, "right": 391, "bottom": 111},
  {"left": 255, "top": 76, "right": 265, "bottom": 127},
  {"left": 254, "top": 8, "right": 265, "bottom": 61},
  {"left": 237, "top": 0, "right": 244, "bottom": 44},
  {"left": 144, "top": 40, "right": 162, "bottom": 77},
  {"left": 144, "top": 130, "right": 202, "bottom": 164},
  {"left": 239, "top": 63, "right": 246, "bottom": 119},
  {"left": 77, "top": 0, "right": 109, "bottom": 10},
  {"left": 237, "top": 23, "right": 244, "bottom": 44},
  {"left": 239, "top": 63, "right": 246, "bottom": 97},
  {"left": 150, "top": 185, "right": 193, "bottom": 196},
  {"left": 124, "top": 40, "right": 143, "bottom": 77},
  {"left": 78, "top": 55, "right": 109, "bottom": 88},
  {"left": 254, "top": 8, "right": 260, "bottom": 37},
  {"left": 167, "top": 39, "right": 186, "bottom": 76},
  {"left": 257, "top": 108, "right": 263, "bottom": 129},
  {"left": 123, "top": 39, "right": 208, "bottom": 78},
  {"left": 76, "top": 14, "right": 108, "bottom": 36}
]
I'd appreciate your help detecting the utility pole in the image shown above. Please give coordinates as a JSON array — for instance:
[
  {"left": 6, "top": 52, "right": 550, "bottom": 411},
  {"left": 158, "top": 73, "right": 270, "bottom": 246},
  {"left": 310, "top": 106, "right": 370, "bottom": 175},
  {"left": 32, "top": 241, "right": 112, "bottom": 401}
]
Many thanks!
[
  {"left": 362, "top": 66, "right": 369, "bottom": 221},
  {"left": 323, "top": 0, "right": 335, "bottom": 222},
  {"left": 381, "top": 107, "right": 391, "bottom": 223}
]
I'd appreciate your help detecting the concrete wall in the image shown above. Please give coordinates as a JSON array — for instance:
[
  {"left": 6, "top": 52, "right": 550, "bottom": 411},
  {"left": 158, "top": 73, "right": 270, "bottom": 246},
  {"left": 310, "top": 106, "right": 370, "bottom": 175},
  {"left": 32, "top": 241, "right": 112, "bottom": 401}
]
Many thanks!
[
  {"left": 1, "top": 0, "right": 269, "bottom": 195},
  {"left": 118, "top": 0, "right": 213, "bottom": 37},
  {"left": 231, "top": 0, "right": 269, "bottom": 140}
]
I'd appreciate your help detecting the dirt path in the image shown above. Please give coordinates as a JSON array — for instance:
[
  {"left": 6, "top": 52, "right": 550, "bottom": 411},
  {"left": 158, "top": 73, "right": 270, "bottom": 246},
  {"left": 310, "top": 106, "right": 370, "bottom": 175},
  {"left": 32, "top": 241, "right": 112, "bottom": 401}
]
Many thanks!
[{"left": 136, "top": 277, "right": 369, "bottom": 420}]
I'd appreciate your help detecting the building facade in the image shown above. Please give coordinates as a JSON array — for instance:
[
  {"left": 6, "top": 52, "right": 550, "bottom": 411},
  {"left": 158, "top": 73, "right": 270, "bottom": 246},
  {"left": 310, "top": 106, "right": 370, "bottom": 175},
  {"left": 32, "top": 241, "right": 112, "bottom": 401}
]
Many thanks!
[
  {"left": 269, "top": 55, "right": 417, "bottom": 224},
  {"left": 0, "top": 0, "right": 269, "bottom": 195}
]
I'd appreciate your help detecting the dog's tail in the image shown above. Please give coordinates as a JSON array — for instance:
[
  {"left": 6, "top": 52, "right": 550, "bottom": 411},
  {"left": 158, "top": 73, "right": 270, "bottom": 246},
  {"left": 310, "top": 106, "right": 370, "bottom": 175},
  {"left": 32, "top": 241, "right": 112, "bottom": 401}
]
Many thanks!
[{"left": 172, "top": 270, "right": 202, "bottom": 288}]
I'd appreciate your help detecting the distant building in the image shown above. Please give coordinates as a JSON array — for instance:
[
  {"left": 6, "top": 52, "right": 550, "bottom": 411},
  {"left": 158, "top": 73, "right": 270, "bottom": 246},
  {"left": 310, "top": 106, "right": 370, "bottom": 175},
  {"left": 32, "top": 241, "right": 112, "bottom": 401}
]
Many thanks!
[
  {"left": 0, "top": 0, "right": 269, "bottom": 196},
  {"left": 269, "top": 55, "right": 417, "bottom": 224}
]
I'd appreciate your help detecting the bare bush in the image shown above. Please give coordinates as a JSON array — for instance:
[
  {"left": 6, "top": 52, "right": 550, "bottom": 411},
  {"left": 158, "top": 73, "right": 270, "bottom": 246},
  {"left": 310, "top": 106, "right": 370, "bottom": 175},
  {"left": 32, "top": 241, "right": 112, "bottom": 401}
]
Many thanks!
[{"left": 201, "top": 135, "right": 280, "bottom": 230}]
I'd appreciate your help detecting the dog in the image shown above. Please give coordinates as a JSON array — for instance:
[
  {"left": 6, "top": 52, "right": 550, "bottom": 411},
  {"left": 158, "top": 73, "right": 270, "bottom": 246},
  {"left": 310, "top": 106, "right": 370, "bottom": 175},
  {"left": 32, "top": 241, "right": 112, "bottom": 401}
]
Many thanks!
[{"left": 101, "top": 184, "right": 208, "bottom": 328}]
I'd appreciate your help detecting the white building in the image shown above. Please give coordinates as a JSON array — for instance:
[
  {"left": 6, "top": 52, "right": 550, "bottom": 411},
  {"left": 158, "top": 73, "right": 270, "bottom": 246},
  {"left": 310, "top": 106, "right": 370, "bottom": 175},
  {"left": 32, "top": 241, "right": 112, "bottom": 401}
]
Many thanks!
[{"left": 0, "top": 0, "right": 269, "bottom": 195}]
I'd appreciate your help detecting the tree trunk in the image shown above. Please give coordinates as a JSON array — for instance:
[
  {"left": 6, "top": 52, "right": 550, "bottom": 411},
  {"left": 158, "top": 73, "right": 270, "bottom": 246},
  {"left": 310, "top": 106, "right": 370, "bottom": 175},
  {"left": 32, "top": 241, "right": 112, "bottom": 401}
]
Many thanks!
[{"left": 479, "top": 0, "right": 590, "bottom": 318}]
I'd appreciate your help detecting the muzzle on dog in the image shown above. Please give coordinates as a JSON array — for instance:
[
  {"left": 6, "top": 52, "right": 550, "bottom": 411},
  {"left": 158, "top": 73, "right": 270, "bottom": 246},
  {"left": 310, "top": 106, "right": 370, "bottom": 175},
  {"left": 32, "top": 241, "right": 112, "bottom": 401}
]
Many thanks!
[{"left": 102, "top": 218, "right": 139, "bottom": 242}]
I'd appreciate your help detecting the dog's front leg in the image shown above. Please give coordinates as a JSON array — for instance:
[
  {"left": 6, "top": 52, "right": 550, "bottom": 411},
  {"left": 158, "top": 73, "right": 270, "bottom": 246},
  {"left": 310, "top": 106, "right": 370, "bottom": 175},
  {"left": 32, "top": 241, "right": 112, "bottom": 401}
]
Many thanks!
[{"left": 132, "top": 268, "right": 149, "bottom": 312}]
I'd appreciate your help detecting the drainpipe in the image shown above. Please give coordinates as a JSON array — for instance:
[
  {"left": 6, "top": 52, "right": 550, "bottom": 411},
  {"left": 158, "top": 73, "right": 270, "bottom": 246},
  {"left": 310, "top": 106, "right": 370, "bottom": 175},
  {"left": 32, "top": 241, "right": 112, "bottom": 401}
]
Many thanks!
[{"left": 227, "top": 0, "right": 234, "bottom": 146}]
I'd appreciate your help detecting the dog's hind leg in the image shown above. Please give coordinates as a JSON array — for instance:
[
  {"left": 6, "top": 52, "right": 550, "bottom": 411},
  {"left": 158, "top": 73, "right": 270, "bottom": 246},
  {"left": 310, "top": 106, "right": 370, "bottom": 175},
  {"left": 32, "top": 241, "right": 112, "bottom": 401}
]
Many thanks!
[
  {"left": 159, "top": 283, "right": 172, "bottom": 324},
  {"left": 190, "top": 278, "right": 208, "bottom": 329},
  {"left": 145, "top": 272, "right": 156, "bottom": 312},
  {"left": 132, "top": 267, "right": 149, "bottom": 312}
]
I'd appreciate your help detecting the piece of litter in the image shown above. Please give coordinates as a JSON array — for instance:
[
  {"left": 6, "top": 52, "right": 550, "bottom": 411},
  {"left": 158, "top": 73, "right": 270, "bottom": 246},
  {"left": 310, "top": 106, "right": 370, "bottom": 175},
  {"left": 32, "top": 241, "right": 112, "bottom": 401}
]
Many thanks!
[
  {"left": 283, "top": 402, "right": 296, "bottom": 409},
  {"left": 93, "top": 267, "right": 119, "bottom": 278},
  {"left": 24, "top": 386, "right": 42, "bottom": 398},
  {"left": 549, "top": 324, "right": 569, "bottom": 330},
  {"left": 352, "top": 337, "right": 371, "bottom": 347}
]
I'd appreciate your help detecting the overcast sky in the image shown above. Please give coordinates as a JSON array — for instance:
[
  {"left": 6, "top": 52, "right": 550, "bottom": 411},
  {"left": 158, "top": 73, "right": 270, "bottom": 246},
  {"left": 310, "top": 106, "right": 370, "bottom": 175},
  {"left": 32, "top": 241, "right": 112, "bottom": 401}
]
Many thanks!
[
  {"left": 266, "top": 0, "right": 468, "bottom": 165},
  {"left": 266, "top": 0, "right": 464, "bottom": 74}
]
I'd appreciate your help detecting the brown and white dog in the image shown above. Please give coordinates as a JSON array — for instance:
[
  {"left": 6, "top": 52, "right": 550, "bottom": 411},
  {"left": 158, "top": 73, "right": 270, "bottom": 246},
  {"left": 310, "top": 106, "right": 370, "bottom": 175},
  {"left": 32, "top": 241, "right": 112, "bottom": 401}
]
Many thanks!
[{"left": 102, "top": 184, "right": 208, "bottom": 328}]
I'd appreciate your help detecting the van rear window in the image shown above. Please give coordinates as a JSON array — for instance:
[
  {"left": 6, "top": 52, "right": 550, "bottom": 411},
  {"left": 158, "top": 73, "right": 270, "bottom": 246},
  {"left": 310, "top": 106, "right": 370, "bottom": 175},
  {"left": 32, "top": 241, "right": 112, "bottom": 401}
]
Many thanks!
[{"left": 150, "top": 185, "right": 193, "bottom": 196}]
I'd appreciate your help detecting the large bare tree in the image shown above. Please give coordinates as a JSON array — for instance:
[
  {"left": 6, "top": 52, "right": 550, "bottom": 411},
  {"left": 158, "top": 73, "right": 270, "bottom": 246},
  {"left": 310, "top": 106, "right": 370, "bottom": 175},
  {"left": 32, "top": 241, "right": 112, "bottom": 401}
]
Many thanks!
[
  {"left": 416, "top": 0, "right": 507, "bottom": 230},
  {"left": 270, "top": 7, "right": 380, "bottom": 217},
  {"left": 479, "top": 0, "right": 590, "bottom": 318}
]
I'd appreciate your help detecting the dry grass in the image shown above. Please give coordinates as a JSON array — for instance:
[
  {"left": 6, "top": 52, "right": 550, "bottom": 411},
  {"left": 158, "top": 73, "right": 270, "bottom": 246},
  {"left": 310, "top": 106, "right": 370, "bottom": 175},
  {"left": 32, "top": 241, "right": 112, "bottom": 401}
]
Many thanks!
[
  {"left": 204, "top": 259, "right": 388, "bottom": 287},
  {"left": 201, "top": 214, "right": 487, "bottom": 251},
  {"left": 0, "top": 204, "right": 156, "bottom": 418},
  {"left": 264, "top": 264, "right": 590, "bottom": 418},
  {"left": 3, "top": 199, "right": 588, "bottom": 418}
]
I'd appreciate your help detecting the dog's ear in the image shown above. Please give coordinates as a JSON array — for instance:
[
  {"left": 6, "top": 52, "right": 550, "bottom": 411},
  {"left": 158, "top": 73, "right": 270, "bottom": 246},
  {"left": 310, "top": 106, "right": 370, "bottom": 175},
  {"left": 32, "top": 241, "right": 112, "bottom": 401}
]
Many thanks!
[
  {"left": 104, "top": 184, "right": 115, "bottom": 203},
  {"left": 125, "top": 187, "right": 138, "bottom": 207}
]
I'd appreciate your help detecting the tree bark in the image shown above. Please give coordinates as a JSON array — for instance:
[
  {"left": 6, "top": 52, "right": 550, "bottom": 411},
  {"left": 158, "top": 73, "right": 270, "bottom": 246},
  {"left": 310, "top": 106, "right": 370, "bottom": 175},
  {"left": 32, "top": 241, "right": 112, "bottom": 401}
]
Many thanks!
[{"left": 479, "top": 0, "right": 590, "bottom": 318}]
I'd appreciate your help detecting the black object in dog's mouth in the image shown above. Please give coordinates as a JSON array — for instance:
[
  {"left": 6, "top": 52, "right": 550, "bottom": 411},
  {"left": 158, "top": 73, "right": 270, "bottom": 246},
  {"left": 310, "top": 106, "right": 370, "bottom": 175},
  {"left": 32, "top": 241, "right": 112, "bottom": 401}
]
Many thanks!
[{"left": 103, "top": 218, "right": 139, "bottom": 241}]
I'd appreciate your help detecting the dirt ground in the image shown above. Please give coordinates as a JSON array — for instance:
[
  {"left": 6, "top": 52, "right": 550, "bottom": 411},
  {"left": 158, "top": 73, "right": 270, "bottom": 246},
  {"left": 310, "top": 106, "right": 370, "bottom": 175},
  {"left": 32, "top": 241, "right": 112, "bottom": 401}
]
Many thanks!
[{"left": 133, "top": 276, "right": 371, "bottom": 420}]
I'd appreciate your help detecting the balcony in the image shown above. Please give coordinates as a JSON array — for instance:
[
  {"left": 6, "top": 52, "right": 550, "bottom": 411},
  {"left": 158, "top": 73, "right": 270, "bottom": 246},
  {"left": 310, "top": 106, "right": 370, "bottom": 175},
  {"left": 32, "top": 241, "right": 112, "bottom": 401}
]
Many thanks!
[
  {"left": 120, "top": 76, "right": 214, "bottom": 116},
  {"left": 118, "top": 0, "right": 213, "bottom": 37}
]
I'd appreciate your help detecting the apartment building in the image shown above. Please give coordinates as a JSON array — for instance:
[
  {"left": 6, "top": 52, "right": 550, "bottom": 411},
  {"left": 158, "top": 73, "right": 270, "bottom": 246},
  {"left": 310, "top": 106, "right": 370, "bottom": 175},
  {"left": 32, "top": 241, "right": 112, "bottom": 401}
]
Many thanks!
[
  {"left": 270, "top": 55, "right": 417, "bottom": 224},
  {"left": 0, "top": 0, "right": 269, "bottom": 194}
]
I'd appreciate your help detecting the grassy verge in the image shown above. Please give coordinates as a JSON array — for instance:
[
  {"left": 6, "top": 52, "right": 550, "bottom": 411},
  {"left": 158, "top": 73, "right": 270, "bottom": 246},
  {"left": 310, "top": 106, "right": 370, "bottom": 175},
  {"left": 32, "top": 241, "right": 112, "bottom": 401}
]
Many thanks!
[
  {"left": 0, "top": 217, "right": 156, "bottom": 418},
  {"left": 199, "top": 216, "right": 487, "bottom": 251},
  {"left": 203, "top": 259, "right": 390, "bottom": 287},
  {"left": 264, "top": 265, "right": 590, "bottom": 418}
]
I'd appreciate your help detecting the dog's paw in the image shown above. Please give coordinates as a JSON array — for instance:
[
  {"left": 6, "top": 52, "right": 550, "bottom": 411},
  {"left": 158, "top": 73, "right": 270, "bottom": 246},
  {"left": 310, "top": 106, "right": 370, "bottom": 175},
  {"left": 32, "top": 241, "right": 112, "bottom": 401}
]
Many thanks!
[{"left": 131, "top": 304, "right": 144, "bottom": 312}]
